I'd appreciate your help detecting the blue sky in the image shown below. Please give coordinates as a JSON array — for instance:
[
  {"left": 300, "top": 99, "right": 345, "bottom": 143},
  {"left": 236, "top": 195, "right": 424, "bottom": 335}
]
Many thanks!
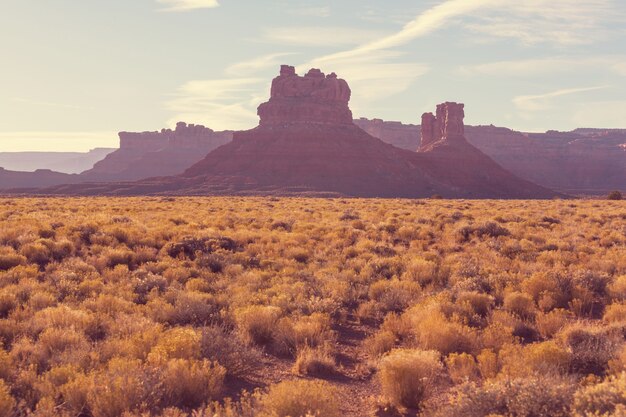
[{"left": 0, "top": 0, "right": 625, "bottom": 151}]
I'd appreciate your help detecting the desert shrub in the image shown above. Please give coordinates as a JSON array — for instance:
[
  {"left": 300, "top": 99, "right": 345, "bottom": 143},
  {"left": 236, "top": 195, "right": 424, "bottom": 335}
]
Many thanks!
[
  {"left": 148, "top": 328, "right": 202, "bottom": 362},
  {"left": 0, "top": 197, "right": 624, "bottom": 416},
  {"left": 260, "top": 379, "right": 340, "bottom": 417},
  {"left": 368, "top": 279, "right": 421, "bottom": 313},
  {"left": 270, "top": 220, "right": 294, "bottom": 232},
  {"left": 456, "top": 291, "right": 494, "bottom": 318},
  {"left": 87, "top": 358, "right": 159, "bottom": 417},
  {"left": 286, "top": 248, "right": 309, "bottom": 263},
  {"left": 202, "top": 391, "right": 262, "bottom": 417},
  {"left": 378, "top": 349, "right": 444, "bottom": 409},
  {"left": 607, "top": 191, "right": 623, "bottom": 201},
  {"left": 402, "top": 258, "right": 439, "bottom": 286},
  {"left": 363, "top": 257, "right": 404, "bottom": 281},
  {"left": 0, "top": 379, "right": 16, "bottom": 417},
  {"left": 536, "top": 309, "right": 572, "bottom": 338},
  {"left": 523, "top": 271, "right": 573, "bottom": 311},
  {"left": 476, "top": 349, "right": 498, "bottom": 379},
  {"left": 559, "top": 324, "right": 621, "bottom": 375},
  {"left": 200, "top": 326, "right": 261, "bottom": 377},
  {"left": 412, "top": 308, "right": 477, "bottom": 355},
  {"left": 609, "top": 346, "right": 626, "bottom": 374},
  {"left": 167, "top": 291, "right": 220, "bottom": 326},
  {"left": 429, "top": 376, "right": 576, "bottom": 417},
  {"left": 235, "top": 305, "right": 281, "bottom": 346},
  {"left": 499, "top": 341, "right": 571, "bottom": 377},
  {"left": 364, "top": 330, "right": 397, "bottom": 358},
  {"left": 292, "top": 346, "right": 335, "bottom": 377},
  {"left": 445, "top": 353, "right": 480, "bottom": 383},
  {"left": 36, "top": 327, "right": 90, "bottom": 368},
  {"left": 609, "top": 275, "right": 626, "bottom": 300},
  {"left": 166, "top": 236, "right": 238, "bottom": 260},
  {"left": 0, "top": 292, "right": 16, "bottom": 318},
  {"left": 604, "top": 302, "right": 626, "bottom": 323},
  {"left": 503, "top": 291, "right": 536, "bottom": 319},
  {"left": 161, "top": 359, "right": 225, "bottom": 408},
  {"left": 21, "top": 241, "right": 52, "bottom": 267},
  {"left": 456, "top": 222, "right": 510, "bottom": 242},
  {"left": 573, "top": 372, "right": 626, "bottom": 417},
  {"left": 100, "top": 247, "right": 135, "bottom": 269},
  {"left": 0, "top": 248, "right": 26, "bottom": 271},
  {"left": 273, "top": 313, "right": 333, "bottom": 354}
]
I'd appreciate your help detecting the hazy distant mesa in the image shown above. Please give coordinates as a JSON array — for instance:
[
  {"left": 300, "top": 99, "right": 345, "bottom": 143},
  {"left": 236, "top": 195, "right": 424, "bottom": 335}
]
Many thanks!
[{"left": 0, "top": 65, "right": 624, "bottom": 197}]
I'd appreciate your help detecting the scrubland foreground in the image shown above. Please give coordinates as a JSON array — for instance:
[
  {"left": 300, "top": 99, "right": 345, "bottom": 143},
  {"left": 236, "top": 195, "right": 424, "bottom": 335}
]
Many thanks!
[{"left": 0, "top": 197, "right": 625, "bottom": 417}]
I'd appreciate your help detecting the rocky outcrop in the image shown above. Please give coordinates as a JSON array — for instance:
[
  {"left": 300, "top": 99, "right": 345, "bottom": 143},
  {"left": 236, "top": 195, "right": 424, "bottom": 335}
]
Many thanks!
[
  {"left": 46, "top": 66, "right": 557, "bottom": 199},
  {"left": 353, "top": 118, "right": 420, "bottom": 151},
  {"left": 258, "top": 65, "right": 353, "bottom": 126},
  {"left": 357, "top": 117, "right": 625, "bottom": 195},
  {"left": 466, "top": 126, "right": 626, "bottom": 194},
  {"left": 82, "top": 122, "right": 233, "bottom": 181},
  {"left": 420, "top": 102, "right": 465, "bottom": 151}
]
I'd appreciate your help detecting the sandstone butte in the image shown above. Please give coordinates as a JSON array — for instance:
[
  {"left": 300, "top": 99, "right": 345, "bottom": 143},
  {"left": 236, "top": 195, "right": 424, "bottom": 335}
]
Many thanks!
[
  {"left": 40, "top": 65, "right": 559, "bottom": 199},
  {"left": 354, "top": 119, "right": 626, "bottom": 195},
  {"left": 0, "top": 122, "right": 233, "bottom": 190}
]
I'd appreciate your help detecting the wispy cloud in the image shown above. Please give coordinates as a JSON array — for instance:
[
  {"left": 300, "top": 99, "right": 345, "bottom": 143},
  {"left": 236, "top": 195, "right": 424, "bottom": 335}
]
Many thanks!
[
  {"left": 513, "top": 86, "right": 610, "bottom": 112},
  {"left": 155, "top": 0, "right": 219, "bottom": 12},
  {"left": 304, "top": 52, "right": 429, "bottom": 104},
  {"left": 288, "top": 6, "right": 331, "bottom": 18},
  {"left": 165, "top": 78, "right": 261, "bottom": 130},
  {"left": 459, "top": 56, "right": 625, "bottom": 77},
  {"left": 465, "top": 0, "right": 619, "bottom": 45},
  {"left": 225, "top": 53, "right": 297, "bottom": 76},
  {"left": 262, "top": 27, "right": 388, "bottom": 47},
  {"left": 313, "top": 0, "right": 499, "bottom": 66}
]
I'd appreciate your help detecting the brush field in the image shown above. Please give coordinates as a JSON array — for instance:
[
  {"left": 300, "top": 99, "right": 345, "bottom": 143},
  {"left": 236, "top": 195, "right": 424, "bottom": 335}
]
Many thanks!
[{"left": 0, "top": 197, "right": 625, "bottom": 417}]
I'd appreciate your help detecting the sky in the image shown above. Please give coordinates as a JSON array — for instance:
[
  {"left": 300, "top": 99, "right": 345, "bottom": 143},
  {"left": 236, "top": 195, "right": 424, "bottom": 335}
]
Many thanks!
[{"left": 0, "top": 0, "right": 625, "bottom": 152}]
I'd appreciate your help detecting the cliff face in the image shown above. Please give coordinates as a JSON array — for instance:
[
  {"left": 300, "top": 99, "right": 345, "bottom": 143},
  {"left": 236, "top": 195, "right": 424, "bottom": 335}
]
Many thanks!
[
  {"left": 466, "top": 127, "right": 626, "bottom": 194},
  {"left": 420, "top": 102, "right": 466, "bottom": 150},
  {"left": 82, "top": 122, "right": 233, "bottom": 181},
  {"left": 357, "top": 118, "right": 626, "bottom": 194},
  {"left": 353, "top": 118, "right": 420, "bottom": 151},
  {"left": 52, "top": 66, "right": 555, "bottom": 199},
  {"left": 258, "top": 65, "right": 353, "bottom": 126}
]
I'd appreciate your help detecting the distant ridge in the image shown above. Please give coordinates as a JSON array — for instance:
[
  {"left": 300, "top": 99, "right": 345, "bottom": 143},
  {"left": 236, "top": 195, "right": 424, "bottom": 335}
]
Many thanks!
[
  {"left": 40, "top": 65, "right": 559, "bottom": 199},
  {"left": 356, "top": 119, "right": 626, "bottom": 194}
]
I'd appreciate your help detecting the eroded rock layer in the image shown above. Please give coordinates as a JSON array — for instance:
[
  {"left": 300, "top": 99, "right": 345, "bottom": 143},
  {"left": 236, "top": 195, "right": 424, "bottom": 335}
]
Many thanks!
[{"left": 46, "top": 66, "right": 556, "bottom": 199}]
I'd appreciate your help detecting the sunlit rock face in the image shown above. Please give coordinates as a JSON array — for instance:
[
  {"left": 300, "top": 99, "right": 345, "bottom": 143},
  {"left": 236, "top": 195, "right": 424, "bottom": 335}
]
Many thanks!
[
  {"left": 83, "top": 122, "right": 233, "bottom": 181},
  {"left": 34, "top": 66, "right": 558, "bottom": 199},
  {"left": 257, "top": 65, "right": 353, "bottom": 126},
  {"left": 420, "top": 102, "right": 466, "bottom": 151},
  {"left": 357, "top": 113, "right": 626, "bottom": 195}
]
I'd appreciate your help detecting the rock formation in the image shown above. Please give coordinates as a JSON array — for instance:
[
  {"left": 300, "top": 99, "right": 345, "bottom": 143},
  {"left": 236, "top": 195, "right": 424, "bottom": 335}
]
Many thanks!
[
  {"left": 353, "top": 118, "right": 420, "bottom": 151},
  {"left": 420, "top": 102, "right": 465, "bottom": 151},
  {"left": 81, "top": 122, "right": 233, "bottom": 181},
  {"left": 258, "top": 65, "right": 353, "bottom": 126},
  {"left": 356, "top": 117, "right": 626, "bottom": 195},
  {"left": 42, "top": 66, "right": 558, "bottom": 199}
]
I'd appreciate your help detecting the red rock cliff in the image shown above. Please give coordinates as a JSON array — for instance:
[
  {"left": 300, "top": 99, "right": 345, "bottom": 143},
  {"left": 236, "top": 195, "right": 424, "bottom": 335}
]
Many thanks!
[
  {"left": 257, "top": 65, "right": 353, "bottom": 126},
  {"left": 420, "top": 102, "right": 465, "bottom": 151}
]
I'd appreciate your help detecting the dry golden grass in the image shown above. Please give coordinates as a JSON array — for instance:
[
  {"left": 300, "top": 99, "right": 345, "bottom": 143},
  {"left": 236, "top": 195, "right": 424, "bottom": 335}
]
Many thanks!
[{"left": 0, "top": 196, "right": 624, "bottom": 416}]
